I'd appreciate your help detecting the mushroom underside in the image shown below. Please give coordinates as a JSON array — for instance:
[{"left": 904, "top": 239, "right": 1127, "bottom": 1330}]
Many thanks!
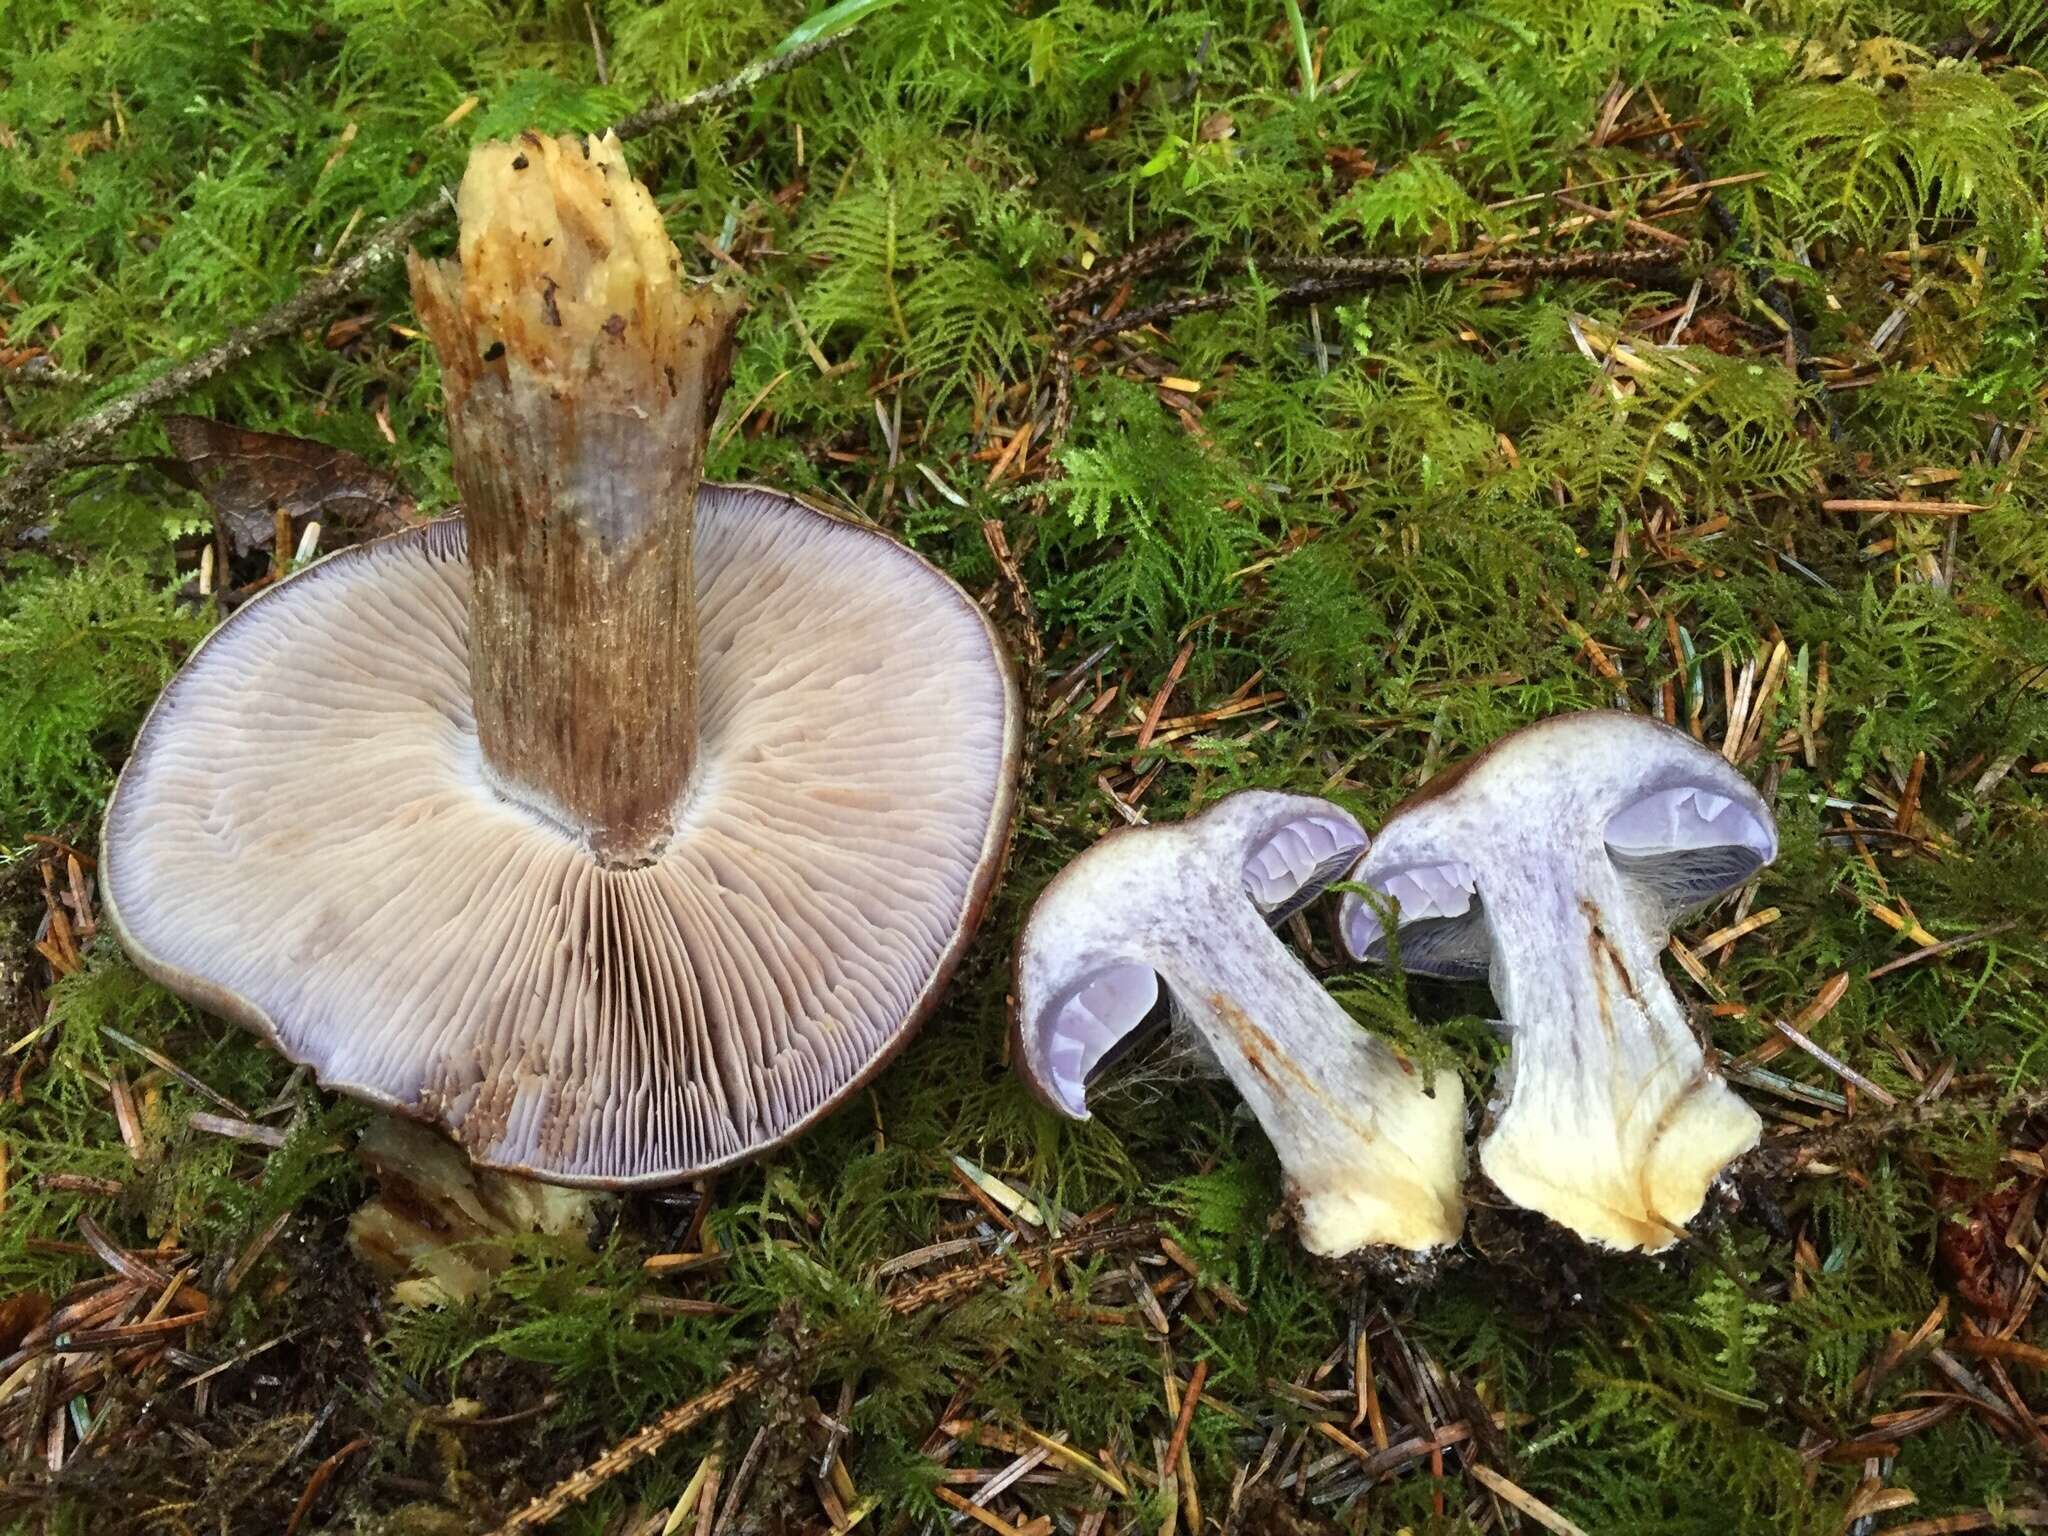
[{"left": 103, "top": 485, "right": 1017, "bottom": 1183}]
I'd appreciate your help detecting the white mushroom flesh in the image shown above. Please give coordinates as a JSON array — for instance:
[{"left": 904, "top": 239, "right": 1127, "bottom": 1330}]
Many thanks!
[
  {"left": 1018, "top": 793, "right": 1466, "bottom": 1256},
  {"left": 1339, "top": 713, "right": 1772, "bottom": 1252}
]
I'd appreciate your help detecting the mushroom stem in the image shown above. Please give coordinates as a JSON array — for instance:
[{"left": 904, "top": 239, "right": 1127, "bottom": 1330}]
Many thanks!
[
  {"left": 1478, "top": 854, "right": 1761, "bottom": 1251},
  {"left": 409, "top": 132, "right": 740, "bottom": 864},
  {"left": 1165, "top": 899, "right": 1467, "bottom": 1257}
]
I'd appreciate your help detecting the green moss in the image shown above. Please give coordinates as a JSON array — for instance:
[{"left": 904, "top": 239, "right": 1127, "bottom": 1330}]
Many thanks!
[
  {"left": 4, "top": 0, "right": 2047, "bottom": 1529},
  {"left": 0, "top": 549, "right": 206, "bottom": 844}
]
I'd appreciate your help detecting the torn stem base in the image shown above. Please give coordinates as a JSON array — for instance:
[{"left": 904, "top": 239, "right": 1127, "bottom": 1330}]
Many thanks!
[{"left": 1480, "top": 875, "right": 1761, "bottom": 1252}]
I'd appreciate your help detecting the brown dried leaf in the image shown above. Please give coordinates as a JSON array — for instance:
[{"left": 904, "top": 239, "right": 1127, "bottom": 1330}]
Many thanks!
[
  {"left": 323, "top": 313, "right": 377, "bottom": 350},
  {"left": 161, "top": 414, "right": 416, "bottom": 557},
  {"left": 64, "top": 123, "right": 112, "bottom": 158},
  {"left": 1324, "top": 146, "right": 1376, "bottom": 187},
  {"left": 1935, "top": 1173, "right": 2026, "bottom": 1319},
  {"left": 0, "top": 1290, "right": 52, "bottom": 1354}
]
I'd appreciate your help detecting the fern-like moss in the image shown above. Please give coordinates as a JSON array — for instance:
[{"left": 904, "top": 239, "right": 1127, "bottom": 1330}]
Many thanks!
[{"left": 4, "top": 0, "right": 2048, "bottom": 1530}]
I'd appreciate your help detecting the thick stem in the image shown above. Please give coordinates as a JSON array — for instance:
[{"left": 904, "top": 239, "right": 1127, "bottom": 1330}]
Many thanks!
[
  {"left": 1163, "top": 899, "right": 1467, "bottom": 1256},
  {"left": 1478, "top": 852, "right": 1761, "bottom": 1251},
  {"left": 409, "top": 132, "right": 740, "bottom": 863}
]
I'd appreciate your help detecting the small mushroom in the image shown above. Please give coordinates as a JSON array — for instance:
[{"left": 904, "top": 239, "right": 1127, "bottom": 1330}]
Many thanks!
[
  {"left": 101, "top": 133, "right": 1019, "bottom": 1184},
  {"left": 1335, "top": 712, "right": 1773, "bottom": 1252},
  {"left": 1014, "top": 791, "right": 1467, "bottom": 1257}
]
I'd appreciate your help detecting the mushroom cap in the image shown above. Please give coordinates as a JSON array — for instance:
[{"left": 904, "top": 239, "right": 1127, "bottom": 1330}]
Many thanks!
[
  {"left": 102, "top": 484, "right": 1019, "bottom": 1183},
  {"left": 1337, "top": 711, "right": 1776, "bottom": 971},
  {"left": 1012, "top": 791, "right": 1367, "bottom": 1118}
]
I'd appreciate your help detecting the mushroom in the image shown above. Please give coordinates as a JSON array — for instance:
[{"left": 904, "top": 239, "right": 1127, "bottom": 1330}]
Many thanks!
[
  {"left": 347, "top": 1117, "right": 605, "bottom": 1307},
  {"left": 1334, "top": 712, "right": 1773, "bottom": 1252},
  {"left": 1013, "top": 791, "right": 1467, "bottom": 1257},
  {"left": 100, "top": 132, "right": 1019, "bottom": 1184}
]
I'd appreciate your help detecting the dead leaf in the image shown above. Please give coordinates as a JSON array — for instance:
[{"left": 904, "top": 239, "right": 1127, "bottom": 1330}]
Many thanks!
[
  {"left": 64, "top": 123, "right": 112, "bottom": 158},
  {"left": 160, "top": 415, "right": 416, "bottom": 557},
  {"left": 0, "top": 1291, "right": 52, "bottom": 1354},
  {"left": 1680, "top": 309, "right": 1756, "bottom": 358},
  {"left": 324, "top": 313, "right": 376, "bottom": 350},
  {"left": 1324, "top": 146, "right": 1376, "bottom": 187},
  {"left": 1935, "top": 1172, "right": 2026, "bottom": 1319}
]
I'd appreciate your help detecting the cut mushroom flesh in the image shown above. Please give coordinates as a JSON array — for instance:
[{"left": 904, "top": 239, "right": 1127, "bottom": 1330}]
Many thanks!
[
  {"left": 1336, "top": 712, "right": 1773, "bottom": 1252},
  {"left": 1035, "top": 964, "right": 1163, "bottom": 1118},
  {"left": 1242, "top": 813, "right": 1364, "bottom": 922},
  {"left": 1037, "top": 806, "right": 1365, "bottom": 1115},
  {"left": 1015, "top": 791, "right": 1467, "bottom": 1256}
]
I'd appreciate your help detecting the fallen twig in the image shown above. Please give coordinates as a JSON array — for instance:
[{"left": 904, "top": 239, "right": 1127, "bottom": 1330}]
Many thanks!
[
  {"left": 1881, "top": 1509, "right": 2048, "bottom": 1536},
  {"left": 1077, "top": 247, "right": 1683, "bottom": 347},
  {"left": 283, "top": 1436, "right": 372, "bottom": 1536},
  {"left": 1047, "top": 227, "right": 1195, "bottom": 317},
  {"left": 0, "top": 204, "right": 444, "bottom": 531},
  {"left": 607, "top": 33, "right": 848, "bottom": 140},
  {"left": 1767, "top": 1079, "right": 2048, "bottom": 1176},
  {"left": 1649, "top": 95, "right": 1840, "bottom": 438},
  {"left": 1039, "top": 243, "right": 1679, "bottom": 450},
  {"left": 1867, "top": 922, "right": 2022, "bottom": 980}
]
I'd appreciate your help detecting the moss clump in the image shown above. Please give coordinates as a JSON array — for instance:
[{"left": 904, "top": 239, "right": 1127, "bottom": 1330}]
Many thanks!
[{"left": 4, "top": 0, "right": 2047, "bottom": 1531}]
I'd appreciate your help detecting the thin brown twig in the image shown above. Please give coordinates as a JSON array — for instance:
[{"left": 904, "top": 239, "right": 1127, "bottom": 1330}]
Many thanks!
[
  {"left": 1076, "top": 247, "right": 1685, "bottom": 347},
  {"left": 1646, "top": 89, "right": 1840, "bottom": 439},
  {"left": 609, "top": 33, "right": 848, "bottom": 141},
  {"left": 282, "top": 1436, "right": 372, "bottom": 1536},
  {"left": 1767, "top": 1080, "right": 2048, "bottom": 1175},
  {"left": 1161, "top": 1358, "right": 1208, "bottom": 1489},
  {"left": 1206, "top": 243, "right": 1696, "bottom": 282},
  {"left": 1037, "top": 242, "right": 1681, "bottom": 452},
  {"left": 0, "top": 33, "right": 850, "bottom": 531},
  {"left": 0, "top": 198, "right": 445, "bottom": 531},
  {"left": 979, "top": 517, "right": 1046, "bottom": 710},
  {"left": 1881, "top": 1509, "right": 2048, "bottom": 1536},
  {"left": 1867, "top": 922, "right": 2022, "bottom": 980},
  {"left": 1046, "top": 227, "right": 1196, "bottom": 316},
  {"left": 1039, "top": 228, "right": 1197, "bottom": 446}
]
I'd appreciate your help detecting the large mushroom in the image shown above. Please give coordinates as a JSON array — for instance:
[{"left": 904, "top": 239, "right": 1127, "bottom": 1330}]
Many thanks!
[
  {"left": 101, "top": 132, "right": 1020, "bottom": 1184},
  {"left": 1013, "top": 791, "right": 1467, "bottom": 1257},
  {"left": 1334, "top": 712, "right": 1774, "bottom": 1252}
]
